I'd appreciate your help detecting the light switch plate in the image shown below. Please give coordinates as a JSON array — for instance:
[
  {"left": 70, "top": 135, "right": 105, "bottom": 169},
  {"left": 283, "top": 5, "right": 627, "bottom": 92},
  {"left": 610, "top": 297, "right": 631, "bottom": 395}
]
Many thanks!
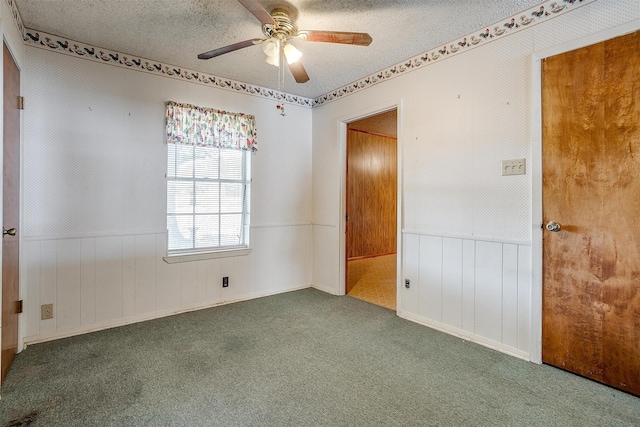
[{"left": 502, "top": 158, "right": 526, "bottom": 176}]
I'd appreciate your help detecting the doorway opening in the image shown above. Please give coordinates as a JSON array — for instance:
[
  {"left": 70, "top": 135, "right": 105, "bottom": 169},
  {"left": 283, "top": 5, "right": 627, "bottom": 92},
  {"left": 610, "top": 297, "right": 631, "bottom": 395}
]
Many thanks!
[{"left": 345, "top": 109, "right": 397, "bottom": 310}]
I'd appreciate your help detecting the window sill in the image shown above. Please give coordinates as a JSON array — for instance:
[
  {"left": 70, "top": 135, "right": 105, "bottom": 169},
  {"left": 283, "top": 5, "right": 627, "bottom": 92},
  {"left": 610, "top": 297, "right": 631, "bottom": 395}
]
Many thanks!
[{"left": 163, "top": 248, "right": 252, "bottom": 264}]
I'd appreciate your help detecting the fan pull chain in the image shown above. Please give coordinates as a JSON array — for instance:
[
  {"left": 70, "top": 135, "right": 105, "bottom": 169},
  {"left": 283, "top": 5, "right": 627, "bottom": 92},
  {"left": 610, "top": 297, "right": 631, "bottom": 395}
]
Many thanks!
[{"left": 277, "top": 42, "right": 286, "bottom": 116}]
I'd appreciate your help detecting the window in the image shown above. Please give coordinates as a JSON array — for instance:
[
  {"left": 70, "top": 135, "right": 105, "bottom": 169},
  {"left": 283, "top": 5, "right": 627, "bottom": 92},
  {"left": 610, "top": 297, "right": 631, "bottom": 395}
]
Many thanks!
[{"left": 165, "top": 102, "right": 257, "bottom": 256}]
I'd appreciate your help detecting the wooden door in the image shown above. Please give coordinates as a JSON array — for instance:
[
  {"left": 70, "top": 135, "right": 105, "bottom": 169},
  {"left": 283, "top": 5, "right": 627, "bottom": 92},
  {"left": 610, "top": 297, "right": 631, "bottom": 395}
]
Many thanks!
[
  {"left": 2, "top": 42, "right": 20, "bottom": 383},
  {"left": 542, "top": 31, "right": 640, "bottom": 396}
]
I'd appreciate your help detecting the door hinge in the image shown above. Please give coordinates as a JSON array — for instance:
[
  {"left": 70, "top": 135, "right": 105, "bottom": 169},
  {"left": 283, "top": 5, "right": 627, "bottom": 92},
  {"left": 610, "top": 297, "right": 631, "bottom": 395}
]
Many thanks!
[
  {"left": 18, "top": 96, "right": 24, "bottom": 110},
  {"left": 16, "top": 300, "right": 23, "bottom": 314}
]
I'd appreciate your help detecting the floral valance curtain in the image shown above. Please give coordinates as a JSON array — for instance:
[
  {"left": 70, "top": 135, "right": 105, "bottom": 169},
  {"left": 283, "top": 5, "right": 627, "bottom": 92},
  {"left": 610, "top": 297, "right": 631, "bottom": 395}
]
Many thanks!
[{"left": 165, "top": 101, "right": 258, "bottom": 152}]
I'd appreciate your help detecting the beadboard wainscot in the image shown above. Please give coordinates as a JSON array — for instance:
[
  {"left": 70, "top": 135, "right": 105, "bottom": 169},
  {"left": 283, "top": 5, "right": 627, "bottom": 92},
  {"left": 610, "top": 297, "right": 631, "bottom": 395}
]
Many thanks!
[{"left": 402, "top": 231, "right": 531, "bottom": 359}]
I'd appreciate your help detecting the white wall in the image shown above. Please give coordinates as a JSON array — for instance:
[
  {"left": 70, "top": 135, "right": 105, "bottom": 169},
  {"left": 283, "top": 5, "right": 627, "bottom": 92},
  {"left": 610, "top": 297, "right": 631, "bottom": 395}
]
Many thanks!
[
  {"left": 22, "top": 46, "right": 312, "bottom": 343},
  {"left": 312, "top": 0, "right": 640, "bottom": 360}
]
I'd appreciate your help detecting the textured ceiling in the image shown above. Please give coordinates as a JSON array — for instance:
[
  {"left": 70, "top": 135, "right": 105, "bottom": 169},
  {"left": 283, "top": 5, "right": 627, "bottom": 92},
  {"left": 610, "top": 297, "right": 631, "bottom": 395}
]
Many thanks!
[{"left": 14, "top": 0, "right": 545, "bottom": 99}]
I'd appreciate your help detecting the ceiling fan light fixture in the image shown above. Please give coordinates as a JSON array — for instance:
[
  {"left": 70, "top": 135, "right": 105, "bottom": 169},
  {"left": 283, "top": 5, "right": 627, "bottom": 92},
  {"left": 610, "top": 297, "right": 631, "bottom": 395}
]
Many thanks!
[
  {"left": 265, "top": 52, "right": 279, "bottom": 67},
  {"left": 262, "top": 38, "right": 279, "bottom": 57},
  {"left": 284, "top": 43, "right": 302, "bottom": 64}
]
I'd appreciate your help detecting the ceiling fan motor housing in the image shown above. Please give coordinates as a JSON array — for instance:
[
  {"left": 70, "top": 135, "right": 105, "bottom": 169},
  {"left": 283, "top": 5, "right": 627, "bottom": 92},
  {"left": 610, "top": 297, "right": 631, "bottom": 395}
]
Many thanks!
[{"left": 263, "top": 9, "right": 298, "bottom": 40}]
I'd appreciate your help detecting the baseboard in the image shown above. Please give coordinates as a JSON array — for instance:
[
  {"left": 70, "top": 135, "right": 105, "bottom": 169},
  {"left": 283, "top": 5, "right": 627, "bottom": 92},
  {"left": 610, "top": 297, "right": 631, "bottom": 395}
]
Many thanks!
[
  {"left": 398, "top": 311, "right": 530, "bottom": 361},
  {"left": 23, "top": 284, "right": 312, "bottom": 347},
  {"left": 310, "top": 283, "right": 340, "bottom": 295}
]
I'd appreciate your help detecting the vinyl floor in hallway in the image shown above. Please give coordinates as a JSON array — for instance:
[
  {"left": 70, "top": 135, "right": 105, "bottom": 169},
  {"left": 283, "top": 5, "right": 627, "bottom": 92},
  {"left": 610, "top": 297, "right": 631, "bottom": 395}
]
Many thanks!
[{"left": 347, "top": 254, "right": 396, "bottom": 310}]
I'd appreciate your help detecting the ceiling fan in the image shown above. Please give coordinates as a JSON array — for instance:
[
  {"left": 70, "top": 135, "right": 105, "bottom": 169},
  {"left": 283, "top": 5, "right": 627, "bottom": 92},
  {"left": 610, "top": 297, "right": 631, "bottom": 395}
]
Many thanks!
[{"left": 197, "top": 0, "right": 373, "bottom": 83}]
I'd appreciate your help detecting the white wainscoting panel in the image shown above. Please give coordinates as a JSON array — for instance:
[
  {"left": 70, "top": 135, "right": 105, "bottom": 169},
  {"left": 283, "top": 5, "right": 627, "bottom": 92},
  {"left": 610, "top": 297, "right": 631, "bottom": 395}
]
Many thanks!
[
  {"left": 402, "top": 233, "right": 420, "bottom": 315},
  {"left": 502, "top": 244, "right": 519, "bottom": 350},
  {"left": 401, "top": 232, "right": 531, "bottom": 359},
  {"left": 24, "top": 240, "right": 41, "bottom": 337},
  {"left": 39, "top": 240, "right": 57, "bottom": 336},
  {"left": 180, "top": 261, "right": 197, "bottom": 309},
  {"left": 94, "top": 236, "right": 124, "bottom": 324},
  {"left": 55, "top": 238, "right": 81, "bottom": 331},
  {"left": 311, "top": 224, "right": 340, "bottom": 294},
  {"left": 419, "top": 235, "right": 443, "bottom": 321},
  {"left": 122, "top": 235, "right": 135, "bottom": 318},
  {"left": 461, "top": 239, "right": 476, "bottom": 334},
  {"left": 475, "top": 240, "right": 504, "bottom": 344},
  {"left": 156, "top": 234, "right": 181, "bottom": 311},
  {"left": 23, "top": 225, "right": 312, "bottom": 344},
  {"left": 442, "top": 238, "right": 463, "bottom": 329},
  {"left": 80, "top": 238, "right": 96, "bottom": 326},
  {"left": 134, "top": 234, "right": 156, "bottom": 315},
  {"left": 517, "top": 245, "right": 532, "bottom": 354}
]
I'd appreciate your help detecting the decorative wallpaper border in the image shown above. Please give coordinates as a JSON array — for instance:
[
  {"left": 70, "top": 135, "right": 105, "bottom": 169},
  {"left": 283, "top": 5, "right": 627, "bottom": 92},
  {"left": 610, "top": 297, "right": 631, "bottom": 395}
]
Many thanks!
[
  {"left": 312, "top": 0, "right": 597, "bottom": 106},
  {"left": 7, "top": 0, "right": 595, "bottom": 108},
  {"left": 4, "top": 0, "right": 24, "bottom": 36},
  {"left": 20, "top": 30, "right": 314, "bottom": 108}
]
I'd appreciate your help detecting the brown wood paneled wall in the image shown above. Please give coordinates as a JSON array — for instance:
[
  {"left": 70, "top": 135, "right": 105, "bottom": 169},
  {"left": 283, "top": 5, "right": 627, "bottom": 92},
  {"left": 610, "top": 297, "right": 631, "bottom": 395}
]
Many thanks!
[{"left": 347, "top": 129, "right": 397, "bottom": 259}]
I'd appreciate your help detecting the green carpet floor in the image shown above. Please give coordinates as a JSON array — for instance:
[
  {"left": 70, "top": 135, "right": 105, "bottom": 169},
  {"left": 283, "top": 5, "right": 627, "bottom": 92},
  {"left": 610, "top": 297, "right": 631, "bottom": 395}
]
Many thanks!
[{"left": 1, "top": 288, "right": 639, "bottom": 426}]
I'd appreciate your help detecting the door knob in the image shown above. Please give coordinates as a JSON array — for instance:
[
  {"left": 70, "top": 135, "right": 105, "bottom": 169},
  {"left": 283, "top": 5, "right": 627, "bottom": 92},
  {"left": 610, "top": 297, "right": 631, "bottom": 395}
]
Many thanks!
[
  {"left": 3, "top": 227, "right": 16, "bottom": 237},
  {"left": 546, "top": 221, "right": 561, "bottom": 232}
]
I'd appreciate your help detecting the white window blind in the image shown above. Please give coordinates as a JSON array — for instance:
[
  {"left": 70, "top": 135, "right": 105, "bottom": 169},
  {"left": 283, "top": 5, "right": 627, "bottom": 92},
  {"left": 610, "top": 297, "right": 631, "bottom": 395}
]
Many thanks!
[{"left": 167, "top": 145, "right": 251, "bottom": 253}]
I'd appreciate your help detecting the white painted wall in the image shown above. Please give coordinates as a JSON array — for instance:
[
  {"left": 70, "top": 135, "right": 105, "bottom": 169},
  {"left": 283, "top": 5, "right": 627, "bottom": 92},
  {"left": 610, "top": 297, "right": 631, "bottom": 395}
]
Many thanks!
[
  {"left": 312, "top": 0, "right": 640, "bottom": 360},
  {"left": 22, "top": 46, "right": 312, "bottom": 343}
]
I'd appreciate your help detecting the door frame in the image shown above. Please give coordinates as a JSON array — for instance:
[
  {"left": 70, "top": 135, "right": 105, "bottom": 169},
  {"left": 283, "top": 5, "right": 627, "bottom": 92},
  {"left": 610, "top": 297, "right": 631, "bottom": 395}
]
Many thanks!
[
  {"left": 337, "top": 99, "right": 403, "bottom": 311},
  {"left": 2, "top": 7, "right": 27, "bottom": 365},
  {"left": 2, "top": 40, "right": 21, "bottom": 382},
  {"left": 530, "top": 19, "right": 640, "bottom": 364}
]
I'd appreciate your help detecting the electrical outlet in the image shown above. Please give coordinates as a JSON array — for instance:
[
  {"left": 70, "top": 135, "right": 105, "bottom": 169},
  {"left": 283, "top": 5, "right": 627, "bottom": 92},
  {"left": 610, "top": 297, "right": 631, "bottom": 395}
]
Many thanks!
[
  {"left": 502, "top": 158, "right": 526, "bottom": 176},
  {"left": 222, "top": 276, "right": 229, "bottom": 288},
  {"left": 41, "top": 303, "right": 54, "bottom": 320},
  {"left": 405, "top": 279, "right": 411, "bottom": 289}
]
